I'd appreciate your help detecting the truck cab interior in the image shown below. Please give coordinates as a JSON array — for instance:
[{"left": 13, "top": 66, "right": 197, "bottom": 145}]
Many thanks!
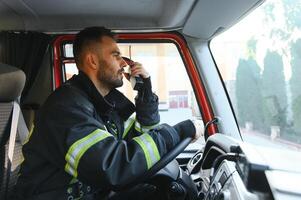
[{"left": 0, "top": 0, "right": 301, "bottom": 199}]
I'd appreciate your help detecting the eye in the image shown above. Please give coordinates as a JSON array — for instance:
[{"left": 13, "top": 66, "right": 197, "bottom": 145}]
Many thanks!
[
  {"left": 114, "top": 53, "right": 122, "bottom": 60},
  {"left": 113, "top": 52, "right": 121, "bottom": 57}
]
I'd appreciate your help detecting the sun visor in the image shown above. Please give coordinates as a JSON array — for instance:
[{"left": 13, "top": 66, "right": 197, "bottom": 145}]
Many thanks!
[{"left": 183, "top": 0, "right": 265, "bottom": 40}]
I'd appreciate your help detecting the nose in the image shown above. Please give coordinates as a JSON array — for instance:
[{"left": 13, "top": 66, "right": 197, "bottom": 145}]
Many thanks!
[{"left": 120, "top": 58, "right": 127, "bottom": 68}]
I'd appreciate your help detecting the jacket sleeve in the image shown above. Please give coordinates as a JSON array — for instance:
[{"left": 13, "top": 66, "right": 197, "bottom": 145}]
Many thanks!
[
  {"left": 122, "top": 77, "right": 160, "bottom": 139},
  {"left": 135, "top": 77, "right": 159, "bottom": 126},
  {"left": 58, "top": 100, "right": 195, "bottom": 190}
]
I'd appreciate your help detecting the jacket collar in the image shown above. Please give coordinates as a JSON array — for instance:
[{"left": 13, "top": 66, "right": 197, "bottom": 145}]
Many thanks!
[{"left": 71, "top": 71, "right": 135, "bottom": 120}]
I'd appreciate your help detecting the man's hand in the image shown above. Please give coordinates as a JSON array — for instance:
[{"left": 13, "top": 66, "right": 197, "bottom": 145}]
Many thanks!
[
  {"left": 191, "top": 119, "right": 204, "bottom": 142},
  {"left": 130, "top": 62, "right": 150, "bottom": 78},
  {"left": 124, "top": 62, "right": 150, "bottom": 80}
]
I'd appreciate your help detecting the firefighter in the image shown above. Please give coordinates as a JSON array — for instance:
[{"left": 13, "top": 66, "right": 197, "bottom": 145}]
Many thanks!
[{"left": 13, "top": 27, "right": 204, "bottom": 199}]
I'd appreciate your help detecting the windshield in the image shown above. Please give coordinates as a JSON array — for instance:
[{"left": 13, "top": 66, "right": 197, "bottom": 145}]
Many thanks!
[{"left": 210, "top": 0, "right": 301, "bottom": 151}]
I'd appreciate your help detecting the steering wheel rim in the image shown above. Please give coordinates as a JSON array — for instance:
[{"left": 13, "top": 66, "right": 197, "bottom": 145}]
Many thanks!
[{"left": 133, "top": 137, "right": 192, "bottom": 185}]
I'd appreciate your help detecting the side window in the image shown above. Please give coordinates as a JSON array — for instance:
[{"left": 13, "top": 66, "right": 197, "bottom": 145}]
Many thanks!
[
  {"left": 62, "top": 42, "right": 201, "bottom": 127},
  {"left": 62, "top": 43, "right": 78, "bottom": 80},
  {"left": 210, "top": 0, "right": 301, "bottom": 151}
]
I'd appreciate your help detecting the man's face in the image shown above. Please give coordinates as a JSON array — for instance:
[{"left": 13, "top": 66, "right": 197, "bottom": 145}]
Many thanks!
[{"left": 95, "top": 36, "right": 127, "bottom": 90}]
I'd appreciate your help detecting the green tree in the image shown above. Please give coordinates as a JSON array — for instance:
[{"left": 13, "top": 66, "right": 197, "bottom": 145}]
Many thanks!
[
  {"left": 235, "top": 58, "right": 265, "bottom": 130},
  {"left": 262, "top": 51, "right": 287, "bottom": 127},
  {"left": 261, "top": 0, "right": 301, "bottom": 137},
  {"left": 290, "top": 39, "right": 301, "bottom": 134}
]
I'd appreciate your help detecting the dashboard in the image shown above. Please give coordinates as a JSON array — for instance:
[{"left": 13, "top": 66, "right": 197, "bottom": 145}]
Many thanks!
[{"left": 185, "top": 134, "right": 301, "bottom": 200}]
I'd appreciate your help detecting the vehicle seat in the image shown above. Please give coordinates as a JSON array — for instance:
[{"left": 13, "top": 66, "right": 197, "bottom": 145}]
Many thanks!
[{"left": 0, "top": 63, "right": 26, "bottom": 200}]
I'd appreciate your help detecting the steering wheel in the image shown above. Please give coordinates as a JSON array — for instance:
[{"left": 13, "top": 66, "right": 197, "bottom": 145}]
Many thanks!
[
  {"left": 107, "top": 137, "right": 193, "bottom": 200},
  {"left": 132, "top": 137, "right": 193, "bottom": 185}
]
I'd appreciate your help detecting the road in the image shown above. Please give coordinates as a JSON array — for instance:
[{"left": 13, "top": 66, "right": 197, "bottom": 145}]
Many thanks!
[
  {"left": 241, "top": 129, "right": 301, "bottom": 152},
  {"left": 183, "top": 129, "right": 301, "bottom": 152}
]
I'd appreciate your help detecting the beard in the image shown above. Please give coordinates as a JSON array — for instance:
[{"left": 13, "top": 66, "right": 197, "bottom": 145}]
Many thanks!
[{"left": 97, "top": 62, "right": 124, "bottom": 90}]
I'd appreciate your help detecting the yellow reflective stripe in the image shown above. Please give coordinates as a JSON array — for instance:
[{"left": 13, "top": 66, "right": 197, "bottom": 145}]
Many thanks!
[
  {"left": 65, "top": 164, "right": 77, "bottom": 177},
  {"left": 134, "top": 122, "right": 141, "bottom": 132},
  {"left": 20, "top": 125, "right": 35, "bottom": 165},
  {"left": 133, "top": 133, "right": 160, "bottom": 169},
  {"left": 123, "top": 118, "right": 135, "bottom": 139},
  {"left": 125, "top": 113, "right": 159, "bottom": 134},
  {"left": 65, "top": 129, "right": 112, "bottom": 177},
  {"left": 143, "top": 133, "right": 160, "bottom": 161},
  {"left": 69, "top": 177, "right": 78, "bottom": 184},
  {"left": 134, "top": 121, "right": 159, "bottom": 133},
  {"left": 133, "top": 136, "right": 152, "bottom": 169},
  {"left": 23, "top": 125, "right": 35, "bottom": 145},
  {"left": 122, "top": 113, "right": 136, "bottom": 138}
]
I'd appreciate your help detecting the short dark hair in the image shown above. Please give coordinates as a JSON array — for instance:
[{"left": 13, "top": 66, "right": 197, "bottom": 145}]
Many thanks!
[{"left": 73, "top": 27, "right": 115, "bottom": 67}]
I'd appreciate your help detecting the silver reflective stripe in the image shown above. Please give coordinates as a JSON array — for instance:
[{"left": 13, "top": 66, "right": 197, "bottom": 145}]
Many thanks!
[
  {"left": 139, "top": 134, "right": 158, "bottom": 165},
  {"left": 134, "top": 121, "right": 159, "bottom": 133},
  {"left": 123, "top": 113, "right": 136, "bottom": 138},
  {"left": 65, "top": 129, "right": 112, "bottom": 177},
  {"left": 133, "top": 133, "right": 160, "bottom": 169},
  {"left": 65, "top": 164, "right": 76, "bottom": 177}
]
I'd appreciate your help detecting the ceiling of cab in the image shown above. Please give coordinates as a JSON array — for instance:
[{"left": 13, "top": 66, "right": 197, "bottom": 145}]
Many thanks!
[
  {"left": 0, "top": 0, "right": 195, "bottom": 31},
  {"left": 0, "top": 0, "right": 265, "bottom": 40}
]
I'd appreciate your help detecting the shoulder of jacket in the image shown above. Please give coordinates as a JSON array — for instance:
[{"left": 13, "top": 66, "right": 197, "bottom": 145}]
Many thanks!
[{"left": 43, "top": 84, "right": 94, "bottom": 112}]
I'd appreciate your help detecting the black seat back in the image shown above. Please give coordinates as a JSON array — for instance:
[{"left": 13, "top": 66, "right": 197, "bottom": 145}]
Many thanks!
[{"left": 0, "top": 63, "right": 25, "bottom": 200}]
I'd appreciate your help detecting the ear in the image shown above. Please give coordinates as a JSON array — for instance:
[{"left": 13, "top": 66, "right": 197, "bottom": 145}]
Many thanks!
[{"left": 86, "top": 53, "right": 98, "bottom": 70}]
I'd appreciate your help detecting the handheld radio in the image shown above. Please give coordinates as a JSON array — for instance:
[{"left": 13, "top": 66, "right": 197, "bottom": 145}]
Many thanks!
[{"left": 122, "top": 56, "right": 144, "bottom": 91}]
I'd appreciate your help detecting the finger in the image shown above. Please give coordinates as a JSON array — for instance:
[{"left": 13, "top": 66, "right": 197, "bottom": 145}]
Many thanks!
[
  {"left": 130, "top": 64, "right": 149, "bottom": 78},
  {"left": 132, "top": 69, "right": 149, "bottom": 78},
  {"left": 131, "top": 68, "right": 143, "bottom": 75},
  {"left": 130, "top": 65, "right": 143, "bottom": 71},
  {"left": 123, "top": 73, "right": 130, "bottom": 80},
  {"left": 133, "top": 62, "right": 142, "bottom": 66}
]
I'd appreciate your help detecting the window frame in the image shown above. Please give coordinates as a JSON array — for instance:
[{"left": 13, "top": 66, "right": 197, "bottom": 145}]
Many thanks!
[{"left": 52, "top": 32, "right": 218, "bottom": 135}]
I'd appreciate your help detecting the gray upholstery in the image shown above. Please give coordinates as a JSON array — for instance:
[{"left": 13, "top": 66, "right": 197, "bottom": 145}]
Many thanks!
[
  {"left": 0, "top": 131, "right": 23, "bottom": 199},
  {"left": 0, "top": 63, "right": 25, "bottom": 199},
  {"left": 0, "top": 103, "right": 12, "bottom": 144},
  {"left": 0, "top": 63, "right": 25, "bottom": 102},
  {"left": 0, "top": 103, "right": 13, "bottom": 199}
]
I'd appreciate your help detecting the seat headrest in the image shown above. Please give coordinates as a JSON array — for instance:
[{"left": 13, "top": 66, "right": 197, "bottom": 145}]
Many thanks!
[{"left": 0, "top": 63, "right": 26, "bottom": 102}]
